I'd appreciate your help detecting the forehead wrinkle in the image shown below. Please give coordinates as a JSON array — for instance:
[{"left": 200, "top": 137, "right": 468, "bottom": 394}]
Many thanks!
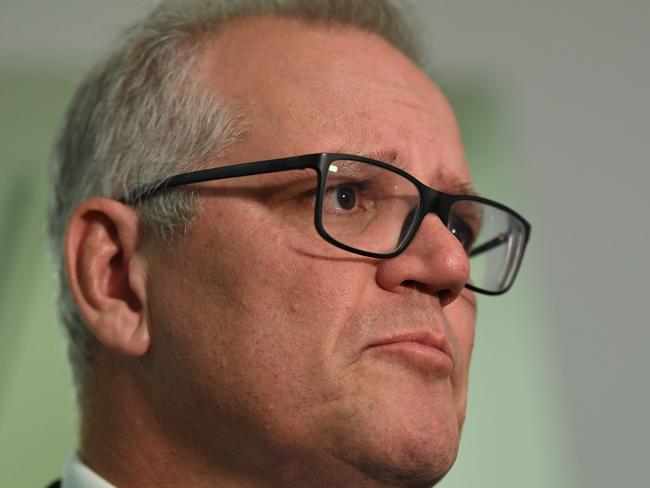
[{"left": 331, "top": 147, "right": 474, "bottom": 195}]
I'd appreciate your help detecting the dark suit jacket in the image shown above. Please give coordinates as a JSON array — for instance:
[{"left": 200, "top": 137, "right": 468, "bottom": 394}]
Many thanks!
[{"left": 46, "top": 481, "right": 61, "bottom": 488}]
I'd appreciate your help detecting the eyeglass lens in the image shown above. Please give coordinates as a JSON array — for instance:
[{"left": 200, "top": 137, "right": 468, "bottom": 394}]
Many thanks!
[
  {"left": 448, "top": 200, "right": 527, "bottom": 292},
  {"left": 320, "top": 159, "right": 420, "bottom": 254}
]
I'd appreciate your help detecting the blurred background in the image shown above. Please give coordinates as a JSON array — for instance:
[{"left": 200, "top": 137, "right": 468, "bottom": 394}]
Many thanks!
[{"left": 0, "top": 1, "right": 648, "bottom": 486}]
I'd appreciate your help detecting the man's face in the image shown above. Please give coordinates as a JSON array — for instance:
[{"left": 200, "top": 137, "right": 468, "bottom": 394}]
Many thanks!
[{"left": 142, "top": 16, "right": 476, "bottom": 486}]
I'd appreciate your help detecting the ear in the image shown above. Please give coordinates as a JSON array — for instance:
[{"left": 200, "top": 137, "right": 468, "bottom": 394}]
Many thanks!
[{"left": 65, "top": 198, "right": 150, "bottom": 357}]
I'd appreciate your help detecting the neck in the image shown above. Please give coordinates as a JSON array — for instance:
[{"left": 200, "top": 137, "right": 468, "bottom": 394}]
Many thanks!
[{"left": 79, "top": 354, "right": 239, "bottom": 487}]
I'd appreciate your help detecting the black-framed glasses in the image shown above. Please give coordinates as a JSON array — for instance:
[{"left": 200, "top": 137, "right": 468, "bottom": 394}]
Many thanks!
[{"left": 121, "top": 153, "right": 531, "bottom": 295}]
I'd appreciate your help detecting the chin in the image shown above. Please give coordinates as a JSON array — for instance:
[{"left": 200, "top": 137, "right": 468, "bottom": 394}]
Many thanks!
[
  {"left": 320, "top": 360, "right": 464, "bottom": 486},
  {"left": 326, "top": 404, "right": 461, "bottom": 487},
  {"left": 357, "top": 429, "right": 459, "bottom": 487}
]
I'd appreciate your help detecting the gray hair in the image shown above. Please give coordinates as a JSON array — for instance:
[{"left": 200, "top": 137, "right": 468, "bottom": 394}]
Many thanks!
[{"left": 48, "top": 0, "right": 427, "bottom": 398}]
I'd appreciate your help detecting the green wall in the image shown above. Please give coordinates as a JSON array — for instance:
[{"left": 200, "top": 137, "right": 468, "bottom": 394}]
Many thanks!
[
  {"left": 0, "top": 69, "right": 574, "bottom": 487},
  {"left": 0, "top": 69, "right": 80, "bottom": 485}
]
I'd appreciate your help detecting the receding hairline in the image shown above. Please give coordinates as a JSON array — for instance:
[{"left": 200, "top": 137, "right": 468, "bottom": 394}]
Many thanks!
[
  {"left": 183, "top": 1, "right": 424, "bottom": 57},
  {"left": 187, "top": 10, "right": 426, "bottom": 88}
]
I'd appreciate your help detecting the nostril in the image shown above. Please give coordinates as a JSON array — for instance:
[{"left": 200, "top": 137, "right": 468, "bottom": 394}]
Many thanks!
[
  {"left": 400, "top": 282, "right": 458, "bottom": 307},
  {"left": 402, "top": 280, "right": 418, "bottom": 289},
  {"left": 437, "top": 289, "right": 455, "bottom": 307}
]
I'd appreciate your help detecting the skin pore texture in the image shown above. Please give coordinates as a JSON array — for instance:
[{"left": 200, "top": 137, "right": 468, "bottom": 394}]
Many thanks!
[{"left": 67, "top": 15, "right": 477, "bottom": 488}]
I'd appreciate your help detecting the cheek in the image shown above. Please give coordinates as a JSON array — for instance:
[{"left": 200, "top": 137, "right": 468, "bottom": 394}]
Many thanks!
[{"left": 160, "top": 206, "right": 370, "bottom": 402}]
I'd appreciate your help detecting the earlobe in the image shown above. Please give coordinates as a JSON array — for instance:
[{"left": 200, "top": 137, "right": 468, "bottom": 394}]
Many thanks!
[{"left": 65, "top": 198, "right": 150, "bottom": 357}]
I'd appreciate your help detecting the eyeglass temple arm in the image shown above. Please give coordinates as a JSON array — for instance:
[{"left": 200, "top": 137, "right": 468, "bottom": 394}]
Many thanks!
[
  {"left": 120, "top": 154, "right": 319, "bottom": 204},
  {"left": 469, "top": 232, "right": 508, "bottom": 257}
]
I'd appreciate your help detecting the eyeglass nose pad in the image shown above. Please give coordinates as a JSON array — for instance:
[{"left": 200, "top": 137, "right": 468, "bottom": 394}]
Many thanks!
[{"left": 398, "top": 207, "right": 418, "bottom": 246}]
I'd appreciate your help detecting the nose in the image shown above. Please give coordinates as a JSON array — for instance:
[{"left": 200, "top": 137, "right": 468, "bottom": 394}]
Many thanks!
[{"left": 375, "top": 213, "right": 470, "bottom": 306}]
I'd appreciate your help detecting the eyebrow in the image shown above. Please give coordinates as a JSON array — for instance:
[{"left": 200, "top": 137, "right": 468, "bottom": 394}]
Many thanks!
[
  {"left": 436, "top": 168, "right": 477, "bottom": 196},
  {"left": 345, "top": 148, "right": 477, "bottom": 196}
]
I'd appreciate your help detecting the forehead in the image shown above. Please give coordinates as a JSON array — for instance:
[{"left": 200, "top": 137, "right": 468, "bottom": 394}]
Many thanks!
[{"left": 195, "top": 15, "right": 470, "bottom": 187}]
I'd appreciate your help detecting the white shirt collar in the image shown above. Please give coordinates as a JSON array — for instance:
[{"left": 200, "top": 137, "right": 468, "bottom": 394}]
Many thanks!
[{"left": 61, "top": 453, "right": 117, "bottom": 488}]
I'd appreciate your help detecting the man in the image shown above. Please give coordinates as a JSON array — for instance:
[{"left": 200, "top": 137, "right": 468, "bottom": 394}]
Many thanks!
[{"left": 48, "top": 0, "right": 530, "bottom": 486}]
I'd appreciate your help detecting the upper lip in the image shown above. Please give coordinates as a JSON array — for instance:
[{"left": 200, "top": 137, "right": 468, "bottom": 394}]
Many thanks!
[{"left": 366, "top": 331, "right": 453, "bottom": 361}]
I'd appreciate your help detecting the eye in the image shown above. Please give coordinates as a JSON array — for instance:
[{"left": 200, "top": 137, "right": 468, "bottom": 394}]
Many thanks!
[{"left": 324, "top": 183, "right": 363, "bottom": 213}]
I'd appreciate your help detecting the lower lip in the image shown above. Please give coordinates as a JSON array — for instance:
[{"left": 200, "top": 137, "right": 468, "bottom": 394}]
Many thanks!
[{"left": 366, "top": 342, "right": 454, "bottom": 375}]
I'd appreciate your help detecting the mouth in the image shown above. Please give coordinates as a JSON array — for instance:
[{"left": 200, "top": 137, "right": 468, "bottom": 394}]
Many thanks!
[{"left": 365, "top": 332, "right": 454, "bottom": 376}]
